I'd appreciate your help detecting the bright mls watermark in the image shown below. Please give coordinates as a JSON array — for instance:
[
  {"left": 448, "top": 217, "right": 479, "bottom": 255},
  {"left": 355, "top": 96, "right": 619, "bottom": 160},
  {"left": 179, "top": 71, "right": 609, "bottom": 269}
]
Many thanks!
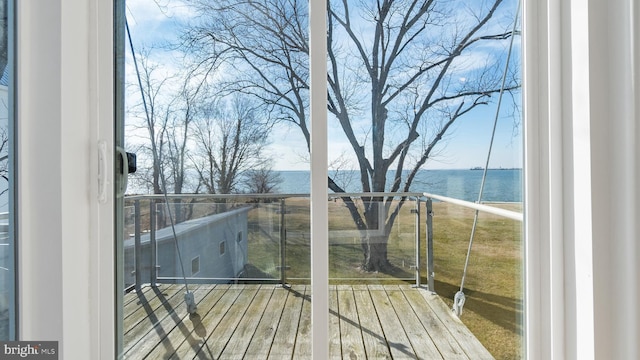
[{"left": 0, "top": 342, "right": 58, "bottom": 359}]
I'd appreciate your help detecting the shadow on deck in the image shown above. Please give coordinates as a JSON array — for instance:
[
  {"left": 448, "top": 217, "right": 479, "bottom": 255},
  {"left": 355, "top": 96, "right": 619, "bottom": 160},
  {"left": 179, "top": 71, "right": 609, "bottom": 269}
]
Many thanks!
[{"left": 122, "top": 284, "right": 494, "bottom": 359}]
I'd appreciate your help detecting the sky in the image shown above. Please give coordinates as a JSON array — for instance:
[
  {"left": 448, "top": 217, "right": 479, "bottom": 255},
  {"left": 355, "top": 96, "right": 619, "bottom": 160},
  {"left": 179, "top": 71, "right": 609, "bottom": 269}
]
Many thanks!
[{"left": 124, "top": 0, "right": 523, "bottom": 171}]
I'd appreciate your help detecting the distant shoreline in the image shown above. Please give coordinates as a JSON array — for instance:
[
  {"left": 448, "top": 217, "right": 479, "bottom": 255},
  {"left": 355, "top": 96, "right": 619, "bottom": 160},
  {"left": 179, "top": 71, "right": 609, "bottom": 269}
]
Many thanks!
[
  {"left": 470, "top": 167, "right": 522, "bottom": 170},
  {"left": 275, "top": 169, "right": 523, "bottom": 202}
]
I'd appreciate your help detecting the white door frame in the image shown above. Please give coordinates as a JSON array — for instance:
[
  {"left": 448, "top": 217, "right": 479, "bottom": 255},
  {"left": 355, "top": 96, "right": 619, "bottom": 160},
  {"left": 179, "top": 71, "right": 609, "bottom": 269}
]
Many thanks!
[
  {"left": 16, "top": 0, "right": 115, "bottom": 358},
  {"left": 19, "top": 0, "right": 640, "bottom": 358}
]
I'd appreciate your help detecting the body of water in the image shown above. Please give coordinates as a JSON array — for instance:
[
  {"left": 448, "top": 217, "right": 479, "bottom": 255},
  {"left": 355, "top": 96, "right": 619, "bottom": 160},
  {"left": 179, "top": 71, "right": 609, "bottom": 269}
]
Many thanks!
[{"left": 274, "top": 169, "right": 522, "bottom": 202}]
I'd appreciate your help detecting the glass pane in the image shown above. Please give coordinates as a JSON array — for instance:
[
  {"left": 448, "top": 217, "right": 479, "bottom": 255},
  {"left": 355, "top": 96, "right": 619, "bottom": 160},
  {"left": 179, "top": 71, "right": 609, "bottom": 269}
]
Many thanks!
[
  {"left": 328, "top": 197, "right": 418, "bottom": 283},
  {"left": 0, "top": 0, "right": 14, "bottom": 341},
  {"left": 117, "top": 0, "right": 312, "bottom": 357},
  {"left": 122, "top": 197, "right": 311, "bottom": 286},
  {"left": 117, "top": 0, "right": 523, "bottom": 358},
  {"left": 327, "top": 0, "right": 523, "bottom": 358}
]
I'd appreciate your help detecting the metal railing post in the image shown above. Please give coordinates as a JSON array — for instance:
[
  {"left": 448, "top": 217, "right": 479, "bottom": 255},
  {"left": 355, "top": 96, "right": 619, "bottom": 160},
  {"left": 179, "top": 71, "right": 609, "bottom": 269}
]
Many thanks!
[
  {"left": 150, "top": 200, "right": 157, "bottom": 286},
  {"left": 426, "top": 198, "right": 435, "bottom": 292},
  {"left": 134, "top": 199, "right": 142, "bottom": 291},
  {"left": 279, "top": 199, "right": 287, "bottom": 286},
  {"left": 414, "top": 198, "right": 421, "bottom": 287}
]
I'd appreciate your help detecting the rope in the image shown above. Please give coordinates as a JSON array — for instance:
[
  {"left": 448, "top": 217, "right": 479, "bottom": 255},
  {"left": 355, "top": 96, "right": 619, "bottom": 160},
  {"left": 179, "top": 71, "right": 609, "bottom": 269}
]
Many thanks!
[
  {"left": 454, "top": 0, "right": 521, "bottom": 317},
  {"left": 125, "top": 18, "right": 197, "bottom": 314}
]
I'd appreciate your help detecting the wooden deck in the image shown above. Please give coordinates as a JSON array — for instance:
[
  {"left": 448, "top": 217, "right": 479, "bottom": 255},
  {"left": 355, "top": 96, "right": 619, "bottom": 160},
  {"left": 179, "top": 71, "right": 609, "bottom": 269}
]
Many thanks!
[{"left": 122, "top": 284, "right": 493, "bottom": 359}]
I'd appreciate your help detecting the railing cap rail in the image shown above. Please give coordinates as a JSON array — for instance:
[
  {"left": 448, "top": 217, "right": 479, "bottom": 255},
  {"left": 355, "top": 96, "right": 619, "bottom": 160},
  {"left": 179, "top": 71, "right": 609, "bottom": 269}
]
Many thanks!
[
  {"left": 124, "top": 192, "right": 522, "bottom": 221},
  {"left": 125, "top": 192, "right": 425, "bottom": 201},
  {"left": 422, "top": 192, "right": 523, "bottom": 222}
]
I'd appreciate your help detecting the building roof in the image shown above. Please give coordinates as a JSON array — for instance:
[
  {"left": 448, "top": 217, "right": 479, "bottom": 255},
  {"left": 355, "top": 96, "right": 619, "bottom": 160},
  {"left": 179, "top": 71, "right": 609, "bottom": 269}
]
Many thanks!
[{"left": 124, "top": 206, "right": 251, "bottom": 248}]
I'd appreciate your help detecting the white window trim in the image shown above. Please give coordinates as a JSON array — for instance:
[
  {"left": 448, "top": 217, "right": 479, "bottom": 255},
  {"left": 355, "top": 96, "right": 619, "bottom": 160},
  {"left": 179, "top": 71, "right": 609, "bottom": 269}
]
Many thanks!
[{"left": 14, "top": 0, "right": 640, "bottom": 358}]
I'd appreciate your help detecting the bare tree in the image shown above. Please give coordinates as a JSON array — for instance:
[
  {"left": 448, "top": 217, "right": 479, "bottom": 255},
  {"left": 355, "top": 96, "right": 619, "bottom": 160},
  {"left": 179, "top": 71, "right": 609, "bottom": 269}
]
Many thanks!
[
  {"left": 126, "top": 50, "right": 173, "bottom": 195},
  {"left": 0, "top": 0, "right": 7, "bottom": 76},
  {"left": 243, "top": 166, "right": 282, "bottom": 195},
  {"left": 127, "top": 50, "right": 202, "bottom": 224},
  {"left": 182, "top": 0, "right": 519, "bottom": 271},
  {"left": 191, "top": 95, "right": 270, "bottom": 195},
  {"left": 0, "top": 0, "right": 10, "bottom": 202},
  {"left": 326, "top": 0, "right": 519, "bottom": 271},
  {"left": 164, "top": 78, "right": 205, "bottom": 221},
  {"left": 182, "top": 0, "right": 310, "bottom": 140},
  {"left": 0, "top": 127, "right": 7, "bottom": 197},
  {"left": 166, "top": 88, "right": 191, "bottom": 196}
]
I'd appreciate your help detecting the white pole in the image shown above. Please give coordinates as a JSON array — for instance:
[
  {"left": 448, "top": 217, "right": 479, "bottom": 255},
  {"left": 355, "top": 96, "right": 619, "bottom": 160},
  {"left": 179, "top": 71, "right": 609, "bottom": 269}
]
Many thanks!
[{"left": 309, "top": 0, "right": 329, "bottom": 359}]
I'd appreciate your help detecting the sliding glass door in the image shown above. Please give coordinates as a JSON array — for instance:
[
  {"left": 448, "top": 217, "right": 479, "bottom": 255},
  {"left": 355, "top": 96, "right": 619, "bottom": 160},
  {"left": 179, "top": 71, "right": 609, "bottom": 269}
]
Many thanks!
[
  {"left": 114, "top": 0, "right": 315, "bottom": 357},
  {"left": 324, "top": 1, "right": 523, "bottom": 358},
  {"left": 115, "top": 1, "right": 524, "bottom": 358}
]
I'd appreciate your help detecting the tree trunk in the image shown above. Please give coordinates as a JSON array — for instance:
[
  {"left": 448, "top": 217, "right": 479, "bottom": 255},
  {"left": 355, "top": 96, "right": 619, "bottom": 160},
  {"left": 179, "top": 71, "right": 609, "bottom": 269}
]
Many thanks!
[
  {"left": 362, "top": 235, "right": 391, "bottom": 272},
  {"left": 355, "top": 198, "right": 393, "bottom": 272}
]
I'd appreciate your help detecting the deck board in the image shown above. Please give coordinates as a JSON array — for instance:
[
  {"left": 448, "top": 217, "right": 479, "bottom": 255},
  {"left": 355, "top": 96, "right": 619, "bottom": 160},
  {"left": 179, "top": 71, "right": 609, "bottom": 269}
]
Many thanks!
[
  {"left": 143, "top": 285, "right": 227, "bottom": 359},
  {"left": 122, "top": 284, "right": 494, "bottom": 359},
  {"left": 123, "top": 285, "right": 189, "bottom": 353},
  {"left": 385, "top": 287, "right": 443, "bottom": 360},
  {"left": 268, "top": 285, "right": 306, "bottom": 360},
  {"left": 123, "top": 286, "right": 152, "bottom": 308},
  {"left": 417, "top": 288, "right": 494, "bottom": 360},
  {"left": 244, "top": 286, "right": 288, "bottom": 358},
  {"left": 171, "top": 285, "right": 241, "bottom": 359},
  {"left": 220, "top": 286, "right": 274, "bottom": 359},
  {"left": 291, "top": 285, "right": 312, "bottom": 358},
  {"left": 191, "top": 286, "right": 259, "bottom": 359},
  {"left": 124, "top": 286, "right": 214, "bottom": 359},
  {"left": 368, "top": 288, "right": 416, "bottom": 359},
  {"left": 352, "top": 288, "right": 393, "bottom": 359},
  {"left": 401, "top": 287, "right": 469, "bottom": 359},
  {"left": 337, "top": 286, "right": 367, "bottom": 359},
  {"left": 123, "top": 286, "right": 182, "bottom": 334},
  {"left": 329, "top": 286, "right": 342, "bottom": 359}
]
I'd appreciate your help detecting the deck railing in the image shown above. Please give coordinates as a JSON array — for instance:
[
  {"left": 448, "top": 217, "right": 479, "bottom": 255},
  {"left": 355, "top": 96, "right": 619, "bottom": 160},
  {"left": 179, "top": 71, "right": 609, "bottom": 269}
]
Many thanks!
[{"left": 123, "top": 193, "right": 522, "bottom": 294}]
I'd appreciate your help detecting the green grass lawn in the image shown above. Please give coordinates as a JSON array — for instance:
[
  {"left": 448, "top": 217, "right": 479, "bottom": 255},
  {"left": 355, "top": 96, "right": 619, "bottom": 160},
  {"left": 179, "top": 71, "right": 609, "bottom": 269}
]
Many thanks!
[{"left": 429, "top": 202, "right": 524, "bottom": 360}]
